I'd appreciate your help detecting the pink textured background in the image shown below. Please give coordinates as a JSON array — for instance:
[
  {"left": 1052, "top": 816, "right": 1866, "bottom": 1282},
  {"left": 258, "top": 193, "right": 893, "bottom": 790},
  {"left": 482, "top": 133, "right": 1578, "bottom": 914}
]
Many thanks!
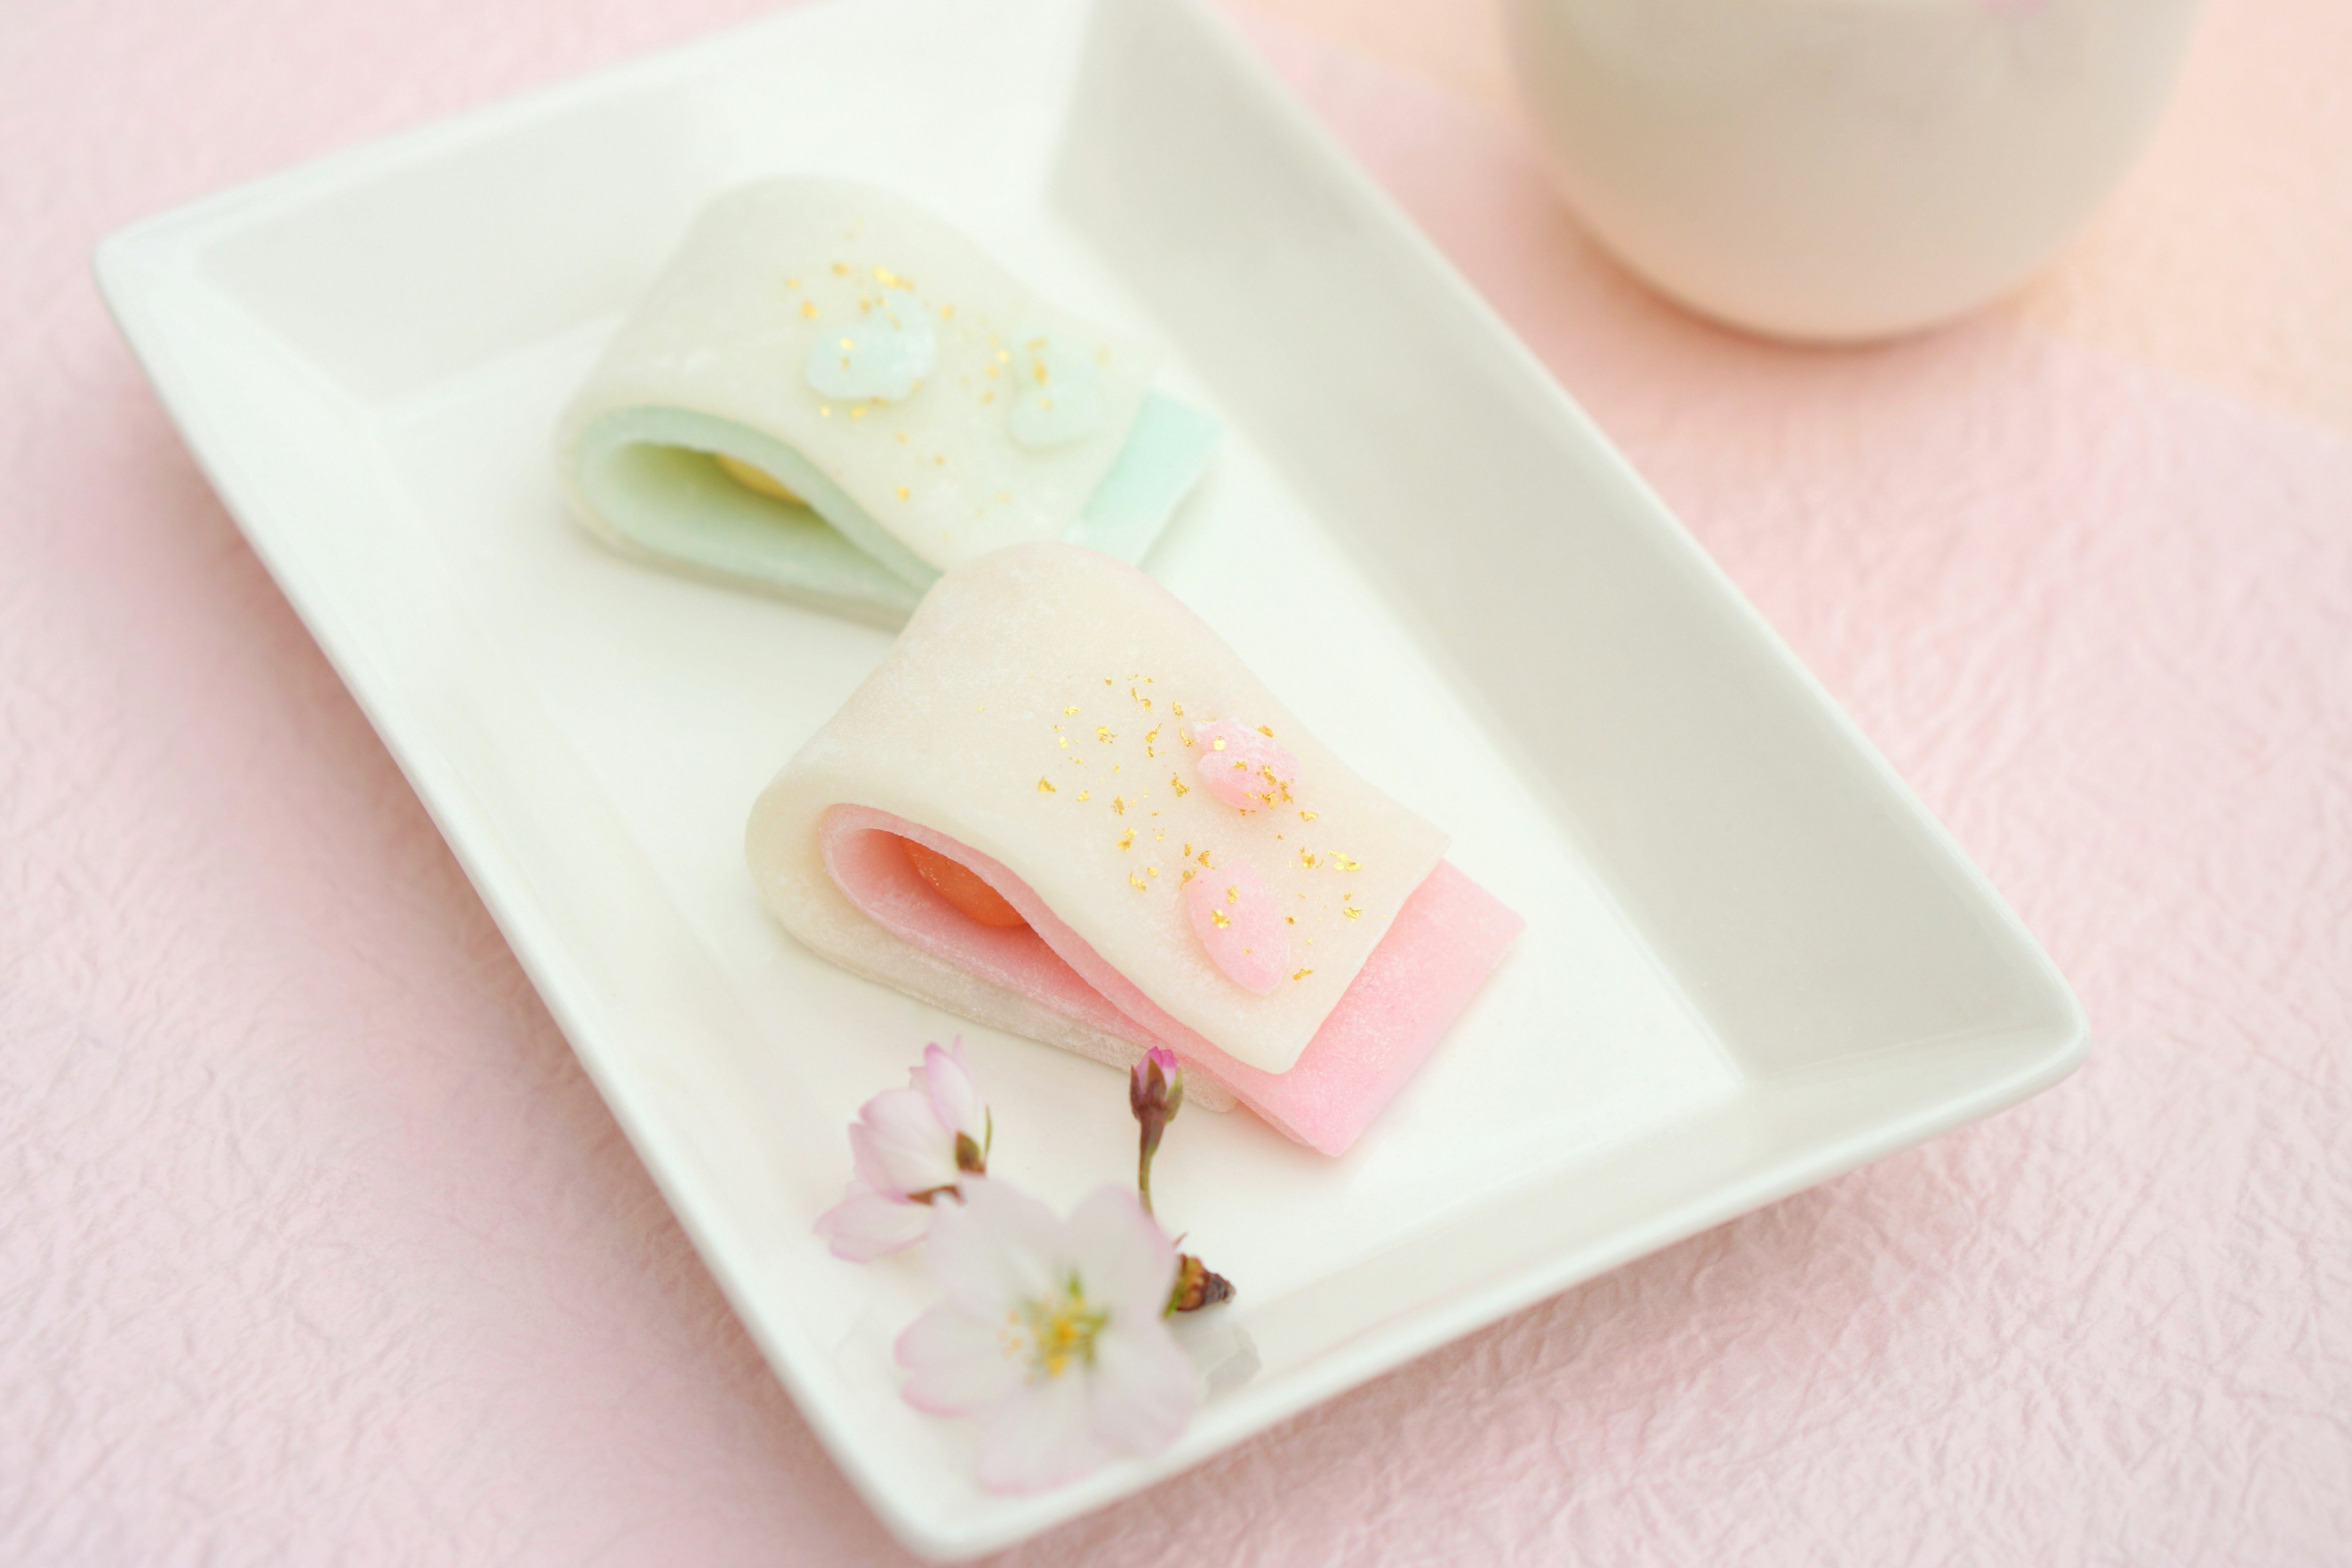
[{"left": 5, "top": 1, "right": 2348, "bottom": 1562}]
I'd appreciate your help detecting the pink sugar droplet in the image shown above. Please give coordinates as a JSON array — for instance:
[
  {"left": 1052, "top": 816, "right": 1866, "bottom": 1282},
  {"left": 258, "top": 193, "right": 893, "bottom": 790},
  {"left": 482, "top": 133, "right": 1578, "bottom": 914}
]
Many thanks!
[
  {"left": 1191, "top": 720, "right": 1300, "bottom": 811},
  {"left": 1184, "top": 858, "right": 1287, "bottom": 996}
]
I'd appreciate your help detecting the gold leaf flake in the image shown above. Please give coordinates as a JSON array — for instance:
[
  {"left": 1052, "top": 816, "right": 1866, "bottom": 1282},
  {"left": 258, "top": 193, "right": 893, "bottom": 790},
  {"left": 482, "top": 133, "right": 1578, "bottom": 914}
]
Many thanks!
[
  {"left": 1211, "top": 909, "right": 1231, "bottom": 928},
  {"left": 1130, "top": 872, "right": 1148, "bottom": 891},
  {"left": 1037, "top": 778, "right": 1055, "bottom": 793},
  {"left": 1292, "top": 968, "right": 1313, "bottom": 981},
  {"left": 1077, "top": 790, "right": 1091, "bottom": 801},
  {"left": 1344, "top": 907, "right": 1363, "bottom": 919},
  {"left": 1118, "top": 829, "right": 1134, "bottom": 850}
]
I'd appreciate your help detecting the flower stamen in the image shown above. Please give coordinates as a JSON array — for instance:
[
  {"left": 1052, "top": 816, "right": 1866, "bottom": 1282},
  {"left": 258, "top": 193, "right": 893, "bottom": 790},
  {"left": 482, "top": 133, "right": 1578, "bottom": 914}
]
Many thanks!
[{"left": 1016, "top": 1275, "right": 1109, "bottom": 1380}]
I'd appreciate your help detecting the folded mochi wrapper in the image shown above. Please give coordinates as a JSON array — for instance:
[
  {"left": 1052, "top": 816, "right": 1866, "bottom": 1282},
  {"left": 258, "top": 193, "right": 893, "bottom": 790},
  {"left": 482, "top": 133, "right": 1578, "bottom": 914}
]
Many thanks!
[
  {"left": 555, "top": 176, "right": 1220, "bottom": 625},
  {"left": 744, "top": 543, "right": 1522, "bottom": 1156}
]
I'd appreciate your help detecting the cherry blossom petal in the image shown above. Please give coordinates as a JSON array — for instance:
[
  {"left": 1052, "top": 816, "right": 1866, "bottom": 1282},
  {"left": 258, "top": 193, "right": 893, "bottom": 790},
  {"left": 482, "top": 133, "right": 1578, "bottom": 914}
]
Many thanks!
[
  {"left": 919, "top": 1039, "right": 988, "bottom": 1146},
  {"left": 1087, "top": 1318, "right": 1198, "bottom": 1457},
  {"left": 857, "top": 1085, "right": 961, "bottom": 1194},
  {"left": 814, "top": 1186, "right": 932, "bottom": 1262},
  {"left": 895, "top": 1305, "right": 1025, "bottom": 1416},
  {"left": 974, "top": 1368, "right": 1106, "bottom": 1495},
  {"left": 1189, "top": 719, "right": 1300, "bottom": 810},
  {"left": 1065, "top": 1186, "right": 1177, "bottom": 1321},
  {"left": 846, "top": 1119, "right": 900, "bottom": 1197},
  {"left": 925, "top": 1177, "right": 1061, "bottom": 1317}
]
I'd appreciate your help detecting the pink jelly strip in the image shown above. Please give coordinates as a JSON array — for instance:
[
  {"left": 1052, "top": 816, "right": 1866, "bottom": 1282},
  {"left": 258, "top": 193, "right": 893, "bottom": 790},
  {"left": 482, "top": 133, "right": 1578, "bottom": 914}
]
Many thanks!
[{"left": 820, "top": 804, "right": 1522, "bottom": 1156}]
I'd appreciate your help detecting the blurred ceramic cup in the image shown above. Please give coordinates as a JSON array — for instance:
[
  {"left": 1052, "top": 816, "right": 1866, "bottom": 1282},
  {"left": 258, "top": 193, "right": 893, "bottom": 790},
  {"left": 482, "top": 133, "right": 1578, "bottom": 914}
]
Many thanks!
[{"left": 1500, "top": 0, "right": 2203, "bottom": 341}]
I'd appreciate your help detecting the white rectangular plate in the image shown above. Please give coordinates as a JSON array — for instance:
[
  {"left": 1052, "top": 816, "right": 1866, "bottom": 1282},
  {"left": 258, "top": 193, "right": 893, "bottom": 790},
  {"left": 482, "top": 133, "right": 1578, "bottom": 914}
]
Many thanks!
[{"left": 97, "top": 0, "right": 2086, "bottom": 1556}]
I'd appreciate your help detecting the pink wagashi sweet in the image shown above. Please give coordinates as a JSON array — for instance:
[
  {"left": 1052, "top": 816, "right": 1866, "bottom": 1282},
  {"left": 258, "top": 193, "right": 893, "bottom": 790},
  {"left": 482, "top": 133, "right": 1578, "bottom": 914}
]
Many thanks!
[{"left": 745, "top": 543, "right": 1522, "bottom": 1156}]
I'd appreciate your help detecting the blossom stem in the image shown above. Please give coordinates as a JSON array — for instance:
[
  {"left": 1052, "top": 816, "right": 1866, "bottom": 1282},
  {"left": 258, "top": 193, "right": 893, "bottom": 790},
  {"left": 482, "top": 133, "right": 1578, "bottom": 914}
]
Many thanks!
[
  {"left": 1137, "top": 1117, "right": 1163, "bottom": 1217},
  {"left": 1129, "top": 1050, "right": 1181, "bottom": 1219}
]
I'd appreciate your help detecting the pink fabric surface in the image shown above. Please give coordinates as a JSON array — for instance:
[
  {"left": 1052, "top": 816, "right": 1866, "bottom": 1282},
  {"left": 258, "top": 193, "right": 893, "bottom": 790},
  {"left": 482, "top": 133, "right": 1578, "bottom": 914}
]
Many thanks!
[
  {"left": 4, "top": 4, "right": 2348, "bottom": 1567},
  {"left": 821, "top": 806, "right": 1523, "bottom": 1154}
]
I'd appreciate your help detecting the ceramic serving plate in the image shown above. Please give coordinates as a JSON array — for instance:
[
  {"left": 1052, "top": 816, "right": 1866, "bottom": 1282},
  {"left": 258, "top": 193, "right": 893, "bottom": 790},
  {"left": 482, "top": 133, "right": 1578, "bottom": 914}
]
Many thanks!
[{"left": 96, "top": 0, "right": 2086, "bottom": 1555}]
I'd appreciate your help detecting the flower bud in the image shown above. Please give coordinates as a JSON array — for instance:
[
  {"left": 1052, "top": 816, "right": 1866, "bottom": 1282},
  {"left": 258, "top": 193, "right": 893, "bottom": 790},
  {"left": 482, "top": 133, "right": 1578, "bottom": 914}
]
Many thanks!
[{"left": 1129, "top": 1046, "right": 1183, "bottom": 1126}]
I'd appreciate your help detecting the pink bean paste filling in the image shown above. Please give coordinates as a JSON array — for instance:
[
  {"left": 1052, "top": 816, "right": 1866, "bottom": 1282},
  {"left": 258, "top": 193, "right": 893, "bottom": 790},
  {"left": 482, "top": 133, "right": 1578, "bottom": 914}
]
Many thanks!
[{"left": 820, "top": 804, "right": 1523, "bottom": 1156}]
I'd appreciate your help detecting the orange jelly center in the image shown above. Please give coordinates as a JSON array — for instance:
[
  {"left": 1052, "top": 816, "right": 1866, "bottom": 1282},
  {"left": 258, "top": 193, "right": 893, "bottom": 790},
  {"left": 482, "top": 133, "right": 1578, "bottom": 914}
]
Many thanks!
[{"left": 899, "top": 835, "right": 1029, "bottom": 929}]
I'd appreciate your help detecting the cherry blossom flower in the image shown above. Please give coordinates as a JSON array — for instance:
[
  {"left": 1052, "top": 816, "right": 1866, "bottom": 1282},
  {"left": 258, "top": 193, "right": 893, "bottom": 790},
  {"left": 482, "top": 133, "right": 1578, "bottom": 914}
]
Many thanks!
[
  {"left": 815, "top": 1041, "right": 990, "bottom": 1262},
  {"left": 896, "top": 1178, "right": 1197, "bottom": 1493}
]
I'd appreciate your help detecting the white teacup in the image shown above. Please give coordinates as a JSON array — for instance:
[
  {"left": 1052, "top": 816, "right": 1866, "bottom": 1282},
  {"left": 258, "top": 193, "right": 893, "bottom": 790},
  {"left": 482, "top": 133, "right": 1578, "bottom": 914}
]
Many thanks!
[{"left": 1501, "top": 0, "right": 2204, "bottom": 341}]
